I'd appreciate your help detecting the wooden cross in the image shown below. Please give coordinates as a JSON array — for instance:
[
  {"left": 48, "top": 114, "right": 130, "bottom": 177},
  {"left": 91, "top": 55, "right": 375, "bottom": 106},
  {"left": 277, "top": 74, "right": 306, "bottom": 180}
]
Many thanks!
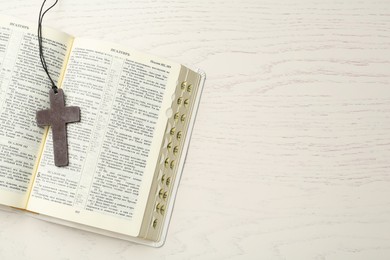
[{"left": 36, "top": 89, "right": 80, "bottom": 167}]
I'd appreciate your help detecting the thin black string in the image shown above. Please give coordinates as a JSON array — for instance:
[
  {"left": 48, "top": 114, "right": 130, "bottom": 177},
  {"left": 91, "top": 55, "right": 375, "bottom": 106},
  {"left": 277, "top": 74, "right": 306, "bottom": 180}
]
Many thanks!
[{"left": 38, "top": 0, "right": 59, "bottom": 93}]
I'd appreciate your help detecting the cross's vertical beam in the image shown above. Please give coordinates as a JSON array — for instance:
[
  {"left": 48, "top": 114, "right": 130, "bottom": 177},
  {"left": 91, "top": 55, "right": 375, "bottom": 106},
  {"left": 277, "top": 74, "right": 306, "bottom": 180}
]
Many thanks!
[
  {"left": 52, "top": 122, "right": 68, "bottom": 166},
  {"left": 50, "top": 89, "right": 69, "bottom": 166},
  {"left": 36, "top": 89, "right": 80, "bottom": 167}
]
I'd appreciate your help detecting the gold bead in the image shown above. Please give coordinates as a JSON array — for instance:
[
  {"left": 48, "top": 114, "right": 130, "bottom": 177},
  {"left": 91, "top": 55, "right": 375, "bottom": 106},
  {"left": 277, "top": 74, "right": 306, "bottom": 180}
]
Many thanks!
[
  {"left": 173, "top": 146, "right": 179, "bottom": 155},
  {"left": 164, "top": 158, "right": 169, "bottom": 168},
  {"left": 177, "top": 131, "right": 182, "bottom": 141},
  {"left": 160, "top": 205, "right": 165, "bottom": 215},
  {"left": 152, "top": 219, "right": 158, "bottom": 228},
  {"left": 181, "top": 81, "right": 187, "bottom": 90},
  {"left": 159, "top": 189, "right": 164, "bottom": 199},
  {"left": 174, "top": 112, "right": 179, "bottom": 121}
]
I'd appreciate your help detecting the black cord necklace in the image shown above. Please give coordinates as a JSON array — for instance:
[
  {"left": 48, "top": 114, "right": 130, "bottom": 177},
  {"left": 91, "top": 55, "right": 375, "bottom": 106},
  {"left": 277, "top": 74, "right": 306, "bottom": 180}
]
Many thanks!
[
  {"left": 38, "top": 0, "right": 58, "bottom": 93},
  {"left": 36, "top": 0, "right": 81, "bottom": 167}
]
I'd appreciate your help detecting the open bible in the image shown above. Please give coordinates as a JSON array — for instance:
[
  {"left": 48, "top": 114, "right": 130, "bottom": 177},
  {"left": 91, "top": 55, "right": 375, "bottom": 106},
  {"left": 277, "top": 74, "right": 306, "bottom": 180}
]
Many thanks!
[{"left": 0, "top": 15, "right": 205, "bottom": 246}]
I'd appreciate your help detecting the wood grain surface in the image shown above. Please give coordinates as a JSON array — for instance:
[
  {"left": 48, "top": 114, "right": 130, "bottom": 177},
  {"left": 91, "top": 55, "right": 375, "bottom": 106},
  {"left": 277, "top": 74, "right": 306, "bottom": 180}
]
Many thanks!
[{"left": 0, "top": 0, "right": 389, "bottom": 259}]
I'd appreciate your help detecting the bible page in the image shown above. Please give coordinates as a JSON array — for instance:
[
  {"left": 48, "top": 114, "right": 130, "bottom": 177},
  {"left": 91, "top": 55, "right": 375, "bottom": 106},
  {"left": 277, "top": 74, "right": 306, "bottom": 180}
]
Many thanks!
[
  {"left": 27, "top": 38, "right": 181, "bottom": 236},
  {"left": 0, "top": 16, "right": 74, "bottom": 208}
]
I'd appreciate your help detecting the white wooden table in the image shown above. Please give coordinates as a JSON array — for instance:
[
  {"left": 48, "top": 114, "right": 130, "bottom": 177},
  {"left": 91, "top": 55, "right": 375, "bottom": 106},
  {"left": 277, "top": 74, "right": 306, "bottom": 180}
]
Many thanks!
[{"left": 0, "top": 0, "right": 390, "bottom": 259}]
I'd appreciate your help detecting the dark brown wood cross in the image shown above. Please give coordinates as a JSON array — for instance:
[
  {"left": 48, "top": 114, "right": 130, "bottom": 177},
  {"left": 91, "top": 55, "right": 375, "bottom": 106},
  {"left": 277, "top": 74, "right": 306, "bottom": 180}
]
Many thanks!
[{"left": 36, "top": 89, "right": 80, "bottom": 167}]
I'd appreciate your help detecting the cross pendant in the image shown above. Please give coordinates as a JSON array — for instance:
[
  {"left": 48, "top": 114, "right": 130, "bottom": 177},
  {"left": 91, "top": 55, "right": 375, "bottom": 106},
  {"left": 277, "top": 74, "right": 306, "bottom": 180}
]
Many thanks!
[{"left": 36, "top": 89, "right": 80, "bottom": 167}]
